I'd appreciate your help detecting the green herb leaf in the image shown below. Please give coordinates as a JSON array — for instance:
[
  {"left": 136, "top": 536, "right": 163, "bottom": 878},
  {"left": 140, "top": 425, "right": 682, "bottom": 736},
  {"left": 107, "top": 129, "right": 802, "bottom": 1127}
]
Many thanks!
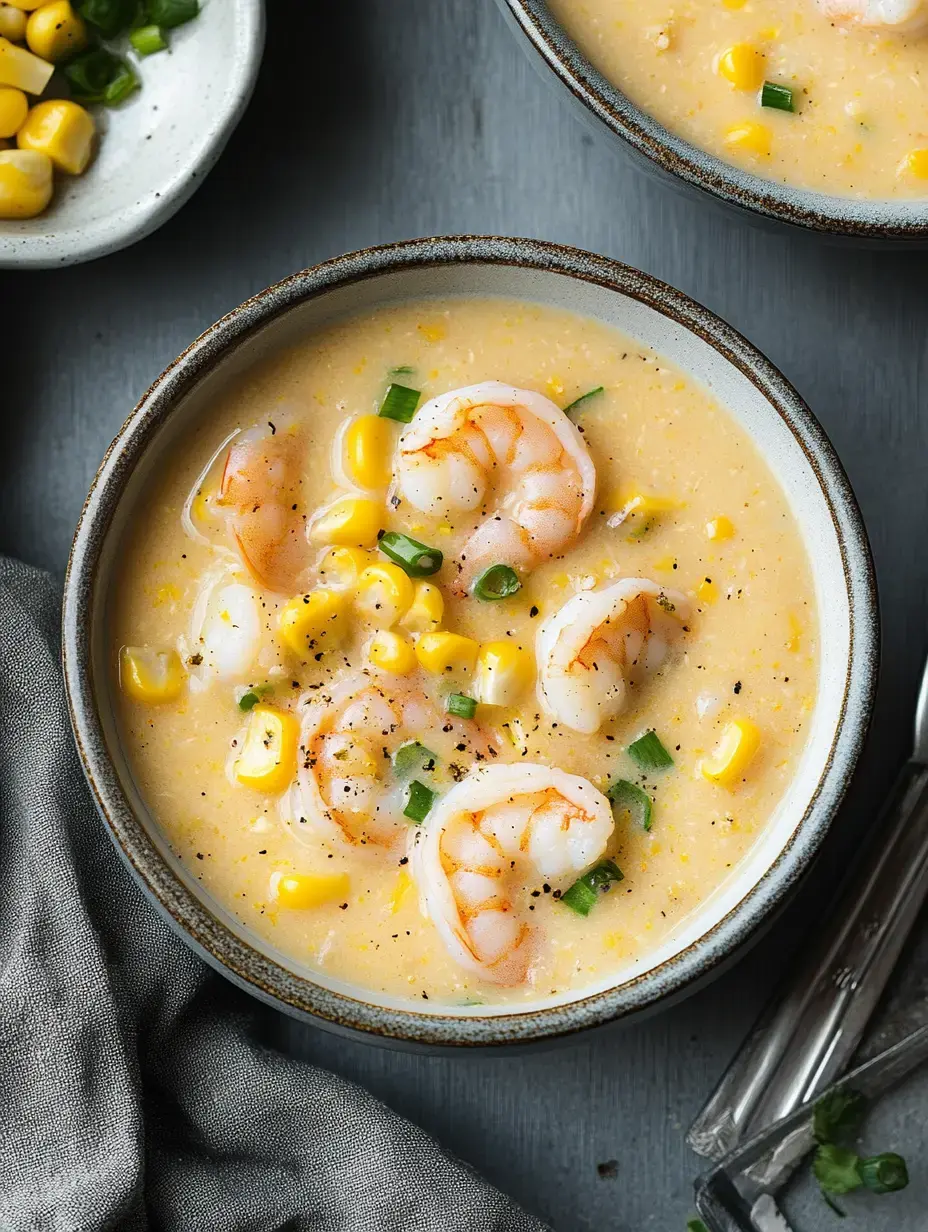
[
  {"left": 813, "top": 1089, "right": 867, "bottom": 1145},
  {"left": 559, "top": 860, "right": 624, "bottom": 917},
  {"left": 446, "top": 693, "right": 477, "bottom": 719},
  {"left": 77, "top": 0, "right": 136, "bottom": 38},
  {"left": 392, "top": 741, "right": 436, "bottom": 778},
  {"left": 379, "top": 383, "right": 421, "bottom": 423},
  {"left": 608, "top": 779, "right": 653, "bottom": 830},
  {"left": 64, "top": 47, "right": 129, "bottom": 102},
  {"left": 403, "top": 779, "right": 435, "bottom": 824},
  {"left": 146, "top": 0, "right": 199, "bottom": 28},
  {"left": 761, "top": 81, "right": 796, "bottom": 112},
  {"left": 473, "top": 564, "right": 521, "bottom": 601},
  {"left": 686, "top": 1221, "right": 709, "bottom": 1232},
  {"left": 858, "top": 1152, "right": 909, "bottom": 1194},
  {"left": 813, "top": 1145, "right": 864, "bottom": 1196},
  {"left": 378, "top": 531, "right": 443, "bottom": 578},
  {"left": 563, "top": 386, "right": 604, "bottom": 417},
  {"left": 104, "top": 59, "right": 139, "bottom": 105},
  {"left": 130, "top": 23, "right": 167, "bottom": 54},
  {"left": 627, "top": 730, "right": 674, "bottom": 772}
]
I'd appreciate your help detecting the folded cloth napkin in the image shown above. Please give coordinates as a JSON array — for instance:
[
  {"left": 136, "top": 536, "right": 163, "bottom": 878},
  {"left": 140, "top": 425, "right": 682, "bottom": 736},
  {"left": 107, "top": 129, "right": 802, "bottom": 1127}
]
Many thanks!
[{"left": 0, "top": 557, "right": 547, "bottom": 1232}]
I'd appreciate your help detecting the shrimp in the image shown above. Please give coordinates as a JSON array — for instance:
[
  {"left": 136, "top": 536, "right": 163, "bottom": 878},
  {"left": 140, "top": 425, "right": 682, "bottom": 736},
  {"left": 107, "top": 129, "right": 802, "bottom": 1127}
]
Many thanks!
[
  {"left": 412, "top": 764, "right": 614, "bottom": 985},
  {"left": 215, "top": 422, "right": 311, "bottom": 594},
  {"left": 285, "top": 671, "right": 497, "bottom": 852},
  {"left": 536, "top": 579, "right": 689, "bottom": 734},
  {"left": 182, "top": 564, "right": 264, "bottom": 692},
  {"left": 395, "top": 382, "right": 596, "bottom": 594},
  {"left": 816, "top": 0, "right": 928, "bottom": 31}
]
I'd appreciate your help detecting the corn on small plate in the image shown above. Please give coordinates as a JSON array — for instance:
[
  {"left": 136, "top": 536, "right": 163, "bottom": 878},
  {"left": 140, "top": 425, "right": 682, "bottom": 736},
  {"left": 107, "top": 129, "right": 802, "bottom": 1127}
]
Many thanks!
[{"left": 0, "top": 0, "right": 264, "bottom": 268}]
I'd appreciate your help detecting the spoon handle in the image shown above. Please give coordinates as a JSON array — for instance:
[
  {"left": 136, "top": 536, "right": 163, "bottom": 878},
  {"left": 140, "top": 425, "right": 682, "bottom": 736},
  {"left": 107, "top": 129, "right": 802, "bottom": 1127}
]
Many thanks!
[{"left": 688, "top": 759, "right": 928, "bottom": 1165}]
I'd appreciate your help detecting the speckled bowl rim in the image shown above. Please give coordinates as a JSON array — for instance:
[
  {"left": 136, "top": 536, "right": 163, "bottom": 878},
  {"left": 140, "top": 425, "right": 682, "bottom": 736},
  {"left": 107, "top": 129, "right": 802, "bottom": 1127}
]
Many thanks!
[
  {"left": 498, "top": 0, "right": 928, "bottom": 241},
  {"left": 62, "top": 236, "right": 879, "bottom": 1048}
]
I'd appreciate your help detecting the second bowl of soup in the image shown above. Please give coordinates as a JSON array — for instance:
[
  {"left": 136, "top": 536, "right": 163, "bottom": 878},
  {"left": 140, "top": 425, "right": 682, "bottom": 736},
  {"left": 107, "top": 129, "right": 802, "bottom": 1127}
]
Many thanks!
[{"left": 63, "top": 237, "right": 877, "bottom": 1046}]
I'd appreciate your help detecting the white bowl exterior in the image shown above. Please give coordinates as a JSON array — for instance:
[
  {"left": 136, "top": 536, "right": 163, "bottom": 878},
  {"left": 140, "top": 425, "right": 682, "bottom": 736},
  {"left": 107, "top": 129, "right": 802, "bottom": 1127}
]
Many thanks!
[{"left": 0, "top": 0, "right": 264, "bottom": 268}]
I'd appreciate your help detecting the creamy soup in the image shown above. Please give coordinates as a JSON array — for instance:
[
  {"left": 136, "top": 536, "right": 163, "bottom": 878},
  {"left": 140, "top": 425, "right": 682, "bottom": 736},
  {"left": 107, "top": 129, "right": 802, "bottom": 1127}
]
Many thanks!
[
  {"left": 548, "top": 0, "right": 928, "bottom": 199},
  {"left": 111, "top": 298, "right": 817, "bottom": 1009}
]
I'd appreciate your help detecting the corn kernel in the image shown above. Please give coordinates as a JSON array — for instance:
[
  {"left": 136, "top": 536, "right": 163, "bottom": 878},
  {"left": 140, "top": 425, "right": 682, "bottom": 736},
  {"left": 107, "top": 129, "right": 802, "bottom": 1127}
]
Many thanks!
[
  {"left": 355, "top": 562, "right": 415, "bottom": 628},
  {"left": 26, "top": 0, "right": 86, "bottom": 62},
  {"left": 474, "top": 640, "right": 534, "bottom": 706},
  {"left": 716, "top": 43, "right": 765, "bottom": 90},
  {"left": 0, "top": 6, "right": 27, "bottom": 41},
  {"left": 706, "top": 515, "right": 735, "bottom": 541},
  {"left": 898, "top": 148, "right": 928, "bottom": 180},
  {"left": 309, "top": 496, "right": 381, "bottom": 548},
  {"left": 2, "top": 1, "right": 48, "bottom": 10},
  {"left": 399, "top": 580, "right": 444, "bottom": 635},
  {"left": 418, "top": 321, "right": 446, "bottom": 343},
  {"left": 624, "top": 493, "right": 682, "bottom": 517},
  {"left": 273, "top": 871, "right": 350, "bottom": 910},
  {"left": 701, "top": 719, "right": 761, "bottom": 788},
  {"left": 0, "top": 36, "right": 53, "bottom": 93},
  {"left": 343, "top": 414, "right": 393, "bottom": 489},
  {"left": 415, "top": 631, "right": 479, "bottom": 675},
  {"left": 697, "top": 579, "right": 719, "bottom": 605},
  {"left": 367, "top": 629, "right": 417, "bottom": 675},
  {"left": 389, "top": 870, "right": 415, "bottom": 914},
  {"left": 0, "top": 84, "right": 24, "bottom": 136},
  {"left": 317, "top": 545, "right": 370, "bottom": 589},
  {"left": 119, "top": 645, "right": 185, "bottom": 704},
  {"left": 235, "top": 704, "right": 299, "bottom": 794},
  {"left": 18, "top": 98, "right": 94, "bottom": 175},
  {"left": 278, "top": 588, "right": 348, "bottom": 657},
  {"left": 724, "top": 121, "right": 772, "bottom": 158}
]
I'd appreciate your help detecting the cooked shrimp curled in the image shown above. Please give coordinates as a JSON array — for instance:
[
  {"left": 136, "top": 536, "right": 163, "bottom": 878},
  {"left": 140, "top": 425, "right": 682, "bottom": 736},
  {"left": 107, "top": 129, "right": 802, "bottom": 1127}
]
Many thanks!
[{"left": 816, "top": 0, "right": 928, "bottom": 31}]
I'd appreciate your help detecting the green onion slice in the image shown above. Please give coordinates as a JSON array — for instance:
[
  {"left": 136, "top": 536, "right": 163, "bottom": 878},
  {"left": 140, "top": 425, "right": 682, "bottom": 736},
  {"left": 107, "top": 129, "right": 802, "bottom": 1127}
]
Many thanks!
[
  {"left": 608, "top": 779, "right": 653, "bottom": 831},
  {"left": 77, "top": 0, "right": 135, "bottom": 38},
  {"left": 686, "top": 1222, "right": 709, "bottom": 1232},
  {"left": 392, "top": 741, "right": 436, "bottom": 778},
  {"left": 563, "top": 386, "right": 604, "bottom": 417},
  {"left": 858, "top": 1153, "right": 909, "bottom": 1194},
  {"left": 147, "top": 0, "right": 199, "bottom": 28},
  {"left": 388, "top": 365, "right": 415, "bottom": 376},
  {"left": 104, "top": 61, "right": 140, "bottom": 105},
  {"left": 560, "top": 860, "right": 624, "bottom": 917},
  {"left": 403, "top": 779, "right": 435, "bottom": 824},
  {"left": 378, "top": 531, "right": 443, "bottom": 578},
  {"left": 627, "top": 730, "right": 674, "bottom": 772},
  {"left": 472, "top": 564, "right": 521, "bottom": 601},
  {"left": 64, "top": 47, "right": 129, "bottom": 102},
  {"left": 238, "top": 691, "right": 260, "bottom": 711},
  {"left": 446, "top": 693, "right": 477, "bottom": 719},
  {"left": 379, "top": 383, "right": 421, "bottom": 423},
  {"left": 761, "top": 81, "right": 795, "bottom": 112},
  {"left": 130, "top": 23, "right": 168, "bottom": 55}
]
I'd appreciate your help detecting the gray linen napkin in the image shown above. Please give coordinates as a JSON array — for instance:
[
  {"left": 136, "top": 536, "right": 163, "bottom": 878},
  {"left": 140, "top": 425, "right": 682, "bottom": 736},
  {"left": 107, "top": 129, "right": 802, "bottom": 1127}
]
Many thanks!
[{"left": 0, "top": 556, "right": 548, "bottom": 1232}]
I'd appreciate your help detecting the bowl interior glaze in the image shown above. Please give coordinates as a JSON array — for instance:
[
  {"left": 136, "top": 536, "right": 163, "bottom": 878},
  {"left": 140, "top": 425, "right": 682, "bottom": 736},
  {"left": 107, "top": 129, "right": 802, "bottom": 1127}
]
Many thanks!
[{"left": 63, "top": 238, "right": 878, "bottom": 1048}]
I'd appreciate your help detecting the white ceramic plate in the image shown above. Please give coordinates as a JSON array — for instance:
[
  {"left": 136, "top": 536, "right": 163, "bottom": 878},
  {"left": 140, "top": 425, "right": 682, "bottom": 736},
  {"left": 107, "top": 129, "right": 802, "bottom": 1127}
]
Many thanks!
[{"left": 0, "top": 0, "right": 264, "bottom": 269}]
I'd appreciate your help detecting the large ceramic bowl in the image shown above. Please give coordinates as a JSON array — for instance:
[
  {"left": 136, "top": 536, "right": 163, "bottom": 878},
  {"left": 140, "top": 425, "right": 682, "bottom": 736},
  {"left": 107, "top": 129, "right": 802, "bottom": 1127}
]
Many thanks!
[
  {"left": 62, "top": 237, "right": 878, "bottom": 1049},
  {"left": 497, "top": 0, "right": 928, "bottom": 242}
]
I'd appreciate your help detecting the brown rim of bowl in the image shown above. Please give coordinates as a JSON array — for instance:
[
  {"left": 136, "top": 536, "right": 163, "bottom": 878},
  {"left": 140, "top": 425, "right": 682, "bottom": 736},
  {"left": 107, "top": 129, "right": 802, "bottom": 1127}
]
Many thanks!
[
  {"left": 497, "top": 0, "right": 928, "bottom": 242},
  {"left": 62, "top": 235, "right": 879, "bottom": 1049}
]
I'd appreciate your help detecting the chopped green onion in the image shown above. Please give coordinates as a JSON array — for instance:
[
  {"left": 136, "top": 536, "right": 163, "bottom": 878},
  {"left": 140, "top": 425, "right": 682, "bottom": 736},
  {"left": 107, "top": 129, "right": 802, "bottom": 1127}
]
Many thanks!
[
  {"left": 379, "top": 383, "right": 421, "bottom": 423},
  {"left": 238, "top": 691, "right": 260, "bottom": 711},
  {"left": 608, "top": 779, "right": 653, "bottom": 831},
  {"left": 65, "top": 47, "right": 130, "bottom": 102},
  {"left": 686, "top": 1222, "right": 709, "bottom": 1232},
  {"left": 404, "top": 779, "right": 435, "bottom": 824},
  {"left": 446, "top": 693, "right": 477, "bottom": 719},
  {"left": 104, "top": 60, "right": 140, "bottom": 105},
  {"left": 563, "top": 386, "right": 604, "bottom": 417},
  {"left": 392, "top": 741, "right": 436, "bottom": 777},
  {"left": 472, "top": 564, "right": 521, "bottom": 601},
  {"left": 559, "top": 860, "right": 624, "bottom": 916},
  {"left": 761, "top": 81, "right": 795, "bottom": 112},
  {"left": 147, "top": 0, "right": 199, "bottom": 28},
  {"left": 627, "top": 730, "right": 674, "bottom": 772},
  {"left": 130, "top": 23, "right": 167, "bottom": 55},
  {"left": 388, "top": 365, "right": 415, "bottom": 376},
  {"left": 858, "top": 1153, "right": 909, "bottom": 1194},
  {"left": 77, "top": 0, "right": 136, "bottom": 38},
  {"left": 379, "top": 531, "right": 443, "bottom": 578}
]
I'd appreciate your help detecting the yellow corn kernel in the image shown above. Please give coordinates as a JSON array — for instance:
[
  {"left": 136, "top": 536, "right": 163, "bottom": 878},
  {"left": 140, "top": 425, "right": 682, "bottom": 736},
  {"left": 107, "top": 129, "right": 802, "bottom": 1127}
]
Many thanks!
[
  {"left": 18, "top": 98, "right": 94, "bottom": 174},
  {"left": 624, "top": 493, "right": 682, "bottom": 517},
  {"left": 26, "top": 0, "right": 86, "bottom": 61},
  {"left": 701, "top": 719, "right": 761, "bottom": 788},
  {"left": 367, "top": 629, "right": 417, "bottom": 675},
  {"left": 415, "top": 631, "right": 479, "bottom": 676},
  {"left": 389, "top": 870, "right": 414, "bottom": 914},
  {"left": 722, "top": 0, "right": 747, "bottom": 8},
  {"left": 119, "top": 645, "right": 185, "bottom": 704},
  {"left": 0, "top": 84, "right": 24, "bottom": 135},
  {"left": 355, "top": 562, "right": 415, "bottom": 628},
  {"left": 234, "top": 704, "right": 299, "bottom": 794},
  {"left": 399, "top": 580, "right": 444, "bottom": 635},
  {"left": 0, "top": 146, "right": 48, "bottom": 215},
  {"left": 898, "top": 148, "right": 928, "bottom": 180},
  {"left": 274, "top": 871, "right": 350, "bottom": 910},
  {"left": 786, "top": 611, "right": 802, "bottom": 652},
  {"left": 724, "top": 121, "right": 772, "bottom": 158},
  {"left": 2, "top": 0, "right": 48, "bottom": 10},
  {"left": 278, "top": 588, "right": 348, "bottom": 657},
  {"left": 706, "top": 515, "right": 735, "bottom": 541},
  {"left": 474, "top": 640, "right": 535, "bottom": 707},
  {"left": 343, "top": 414, "right": 393, "bottom": 489},
  {"left": 317, "top": 545, "right": 370, "bottom": 589},
  {"left": 0, "top": 35, "right": 53, "bottom": 93},
  {"left": 697, "top": 578, "right": 719, "bottom": 605},
  {"left": 310, "top": 496, "right": 381, "bottom": 548},
  {"left": 0, "top": 6, "right": 27, "bottom": 41},
  {"left": 716, "top": 43, "right": 765, "bottom": 90},
  {"left": 418, "top": 320, "right": 446, "bottom": 343}
]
